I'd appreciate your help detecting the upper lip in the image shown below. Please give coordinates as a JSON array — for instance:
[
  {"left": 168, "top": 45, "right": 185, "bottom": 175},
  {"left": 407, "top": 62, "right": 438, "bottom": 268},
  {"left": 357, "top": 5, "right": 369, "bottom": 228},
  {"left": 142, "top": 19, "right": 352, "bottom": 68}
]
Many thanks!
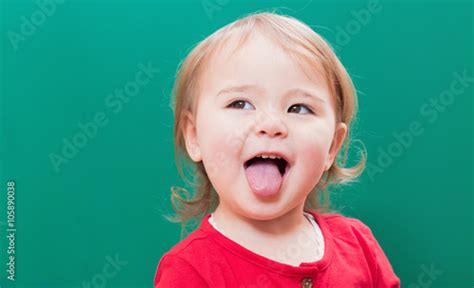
[{"left": 244, "top": 150, "right": 292, "bottom": 167}]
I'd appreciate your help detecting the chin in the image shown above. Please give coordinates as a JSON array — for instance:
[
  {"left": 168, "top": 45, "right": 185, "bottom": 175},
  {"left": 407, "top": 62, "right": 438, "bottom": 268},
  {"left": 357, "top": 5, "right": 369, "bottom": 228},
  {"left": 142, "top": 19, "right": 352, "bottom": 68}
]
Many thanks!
[{"left": 238, "top": 205, "right": 288, "bottom": 221}]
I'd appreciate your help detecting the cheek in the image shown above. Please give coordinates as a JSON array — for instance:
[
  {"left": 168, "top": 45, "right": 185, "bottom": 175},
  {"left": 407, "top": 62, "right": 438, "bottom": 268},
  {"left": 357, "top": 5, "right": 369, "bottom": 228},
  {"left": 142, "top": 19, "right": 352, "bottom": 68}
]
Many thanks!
[
  {"left": 301, "top": 142, "right": 328, "bottom": 171},
  {"left": 196, "top": 111, "right": 246, "bottom": 183},
  {"left": 295, "top": 127, "right": 333, "bottom": 177},
  {"left": 198, "top": 105, "right": 255, "bottom": 152}
]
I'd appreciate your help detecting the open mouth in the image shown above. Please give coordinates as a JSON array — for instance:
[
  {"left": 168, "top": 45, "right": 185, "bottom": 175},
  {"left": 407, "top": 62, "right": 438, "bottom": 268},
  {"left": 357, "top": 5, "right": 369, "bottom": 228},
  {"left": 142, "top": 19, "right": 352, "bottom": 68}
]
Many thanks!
[
  {"left": 244, "top": 157, "right": 289, "bottom": 176},
  {"left": 243, "top": 154, "right": 291, "bottom": 197}
]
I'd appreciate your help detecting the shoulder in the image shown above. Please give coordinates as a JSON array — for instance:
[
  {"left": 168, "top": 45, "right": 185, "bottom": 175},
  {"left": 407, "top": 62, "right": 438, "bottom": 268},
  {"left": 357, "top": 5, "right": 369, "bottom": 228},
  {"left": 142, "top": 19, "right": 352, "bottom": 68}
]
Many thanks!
[
  {"left": 316, "top": 211, "right": 401, "bottom": 287},
  {"left": 154, "top": 228, "right": 212, "bottom": 287},
  {"left": 164, "top": 228, "right": 211, "bottom": 257},
  {"left": 157, "top": 226, "right": 216, "bottom": 267},
  {"left": 317, "top": 211, "right": 376, "bottom": 241},
  {"left": 314, "top": 212, "right": 383, "bottom": 267},
  {"left": 317, "top": 211, "right": 368, "bottom": 227},
  {"left": 154, "top": 253, "right": 208, "bottom": 287}
]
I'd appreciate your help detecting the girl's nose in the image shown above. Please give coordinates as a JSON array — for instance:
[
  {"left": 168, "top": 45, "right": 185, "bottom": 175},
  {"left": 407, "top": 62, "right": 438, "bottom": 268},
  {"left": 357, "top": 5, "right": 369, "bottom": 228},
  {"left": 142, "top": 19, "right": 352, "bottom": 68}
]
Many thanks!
[{"left": 253, "top": 108, "right": 288, "bottom": 138}]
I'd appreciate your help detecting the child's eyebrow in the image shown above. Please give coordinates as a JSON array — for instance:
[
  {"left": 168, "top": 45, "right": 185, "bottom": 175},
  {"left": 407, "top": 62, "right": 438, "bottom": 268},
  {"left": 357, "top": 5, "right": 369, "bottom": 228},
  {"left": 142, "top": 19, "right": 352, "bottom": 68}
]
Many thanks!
[
  {"left": 287, "top": 88, "right": 326, "bottom": 104},
  {"left": 216, "top": 85, "right": 326, "bottom": 104},
  {"left": 216, "top": 84, "right": 262, "bottom": 97}
]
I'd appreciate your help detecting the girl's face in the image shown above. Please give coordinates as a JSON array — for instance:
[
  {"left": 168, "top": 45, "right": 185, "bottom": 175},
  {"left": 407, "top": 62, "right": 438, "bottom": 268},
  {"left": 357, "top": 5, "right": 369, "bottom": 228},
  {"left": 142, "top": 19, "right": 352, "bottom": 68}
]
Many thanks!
[{"left": 183, "top": 34, "right": 347, "bottom": 220}]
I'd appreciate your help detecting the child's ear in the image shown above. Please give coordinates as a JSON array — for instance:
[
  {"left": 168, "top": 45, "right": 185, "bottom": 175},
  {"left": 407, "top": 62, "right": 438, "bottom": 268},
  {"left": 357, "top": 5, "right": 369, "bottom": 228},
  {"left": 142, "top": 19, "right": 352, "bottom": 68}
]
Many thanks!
[
  {"left": 324, "top": 122, "right": 347, "bottom": 171},
  {"left": 183, "top": 111, "right": 202, "bottom": 163}
]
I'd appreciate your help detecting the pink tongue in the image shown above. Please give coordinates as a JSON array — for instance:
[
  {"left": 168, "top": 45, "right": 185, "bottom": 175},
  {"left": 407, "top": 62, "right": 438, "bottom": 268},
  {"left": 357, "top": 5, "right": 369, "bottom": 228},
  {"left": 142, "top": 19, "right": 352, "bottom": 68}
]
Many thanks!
[{"left": 245, "top": 159, "right": 283, "bottom": 197}]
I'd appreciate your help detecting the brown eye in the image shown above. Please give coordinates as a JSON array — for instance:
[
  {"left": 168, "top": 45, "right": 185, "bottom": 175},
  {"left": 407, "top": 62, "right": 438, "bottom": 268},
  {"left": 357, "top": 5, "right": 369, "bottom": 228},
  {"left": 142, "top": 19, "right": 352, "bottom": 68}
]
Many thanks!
[
  {"left": 289, "top": 104, "right": 313, "bottom": 114},
  {"left": 228, "top": 100, "right": 254, "bottom": 110}
]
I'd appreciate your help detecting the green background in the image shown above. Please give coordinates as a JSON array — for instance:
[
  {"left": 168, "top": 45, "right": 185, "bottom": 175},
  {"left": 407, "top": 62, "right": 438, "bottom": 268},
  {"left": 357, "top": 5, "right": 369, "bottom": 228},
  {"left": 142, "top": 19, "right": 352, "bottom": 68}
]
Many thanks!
[{"left": 1, "top": 0, "right": 472, "bottom": 287}]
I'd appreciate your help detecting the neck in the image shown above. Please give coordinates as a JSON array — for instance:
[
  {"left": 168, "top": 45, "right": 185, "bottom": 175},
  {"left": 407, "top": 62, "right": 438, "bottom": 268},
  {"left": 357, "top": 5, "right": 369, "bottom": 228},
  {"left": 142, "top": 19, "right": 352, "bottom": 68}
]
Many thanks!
[{"left": 212, "top": 202, "right": 309, "bottom": 239}]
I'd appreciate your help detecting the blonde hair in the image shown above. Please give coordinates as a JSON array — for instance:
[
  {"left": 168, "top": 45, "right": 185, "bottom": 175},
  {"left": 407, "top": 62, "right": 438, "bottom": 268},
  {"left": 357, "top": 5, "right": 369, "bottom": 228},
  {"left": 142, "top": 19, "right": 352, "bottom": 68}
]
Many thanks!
[{"left": 164, "top": 11, "right": 367, "bottom": 238}]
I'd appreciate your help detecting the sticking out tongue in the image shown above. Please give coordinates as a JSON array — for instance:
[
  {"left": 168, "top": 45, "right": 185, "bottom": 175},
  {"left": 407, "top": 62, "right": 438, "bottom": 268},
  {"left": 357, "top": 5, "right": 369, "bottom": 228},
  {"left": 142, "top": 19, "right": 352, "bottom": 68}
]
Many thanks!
[{"left": 245, "top": 158, "right": 283, "bottom": 197}]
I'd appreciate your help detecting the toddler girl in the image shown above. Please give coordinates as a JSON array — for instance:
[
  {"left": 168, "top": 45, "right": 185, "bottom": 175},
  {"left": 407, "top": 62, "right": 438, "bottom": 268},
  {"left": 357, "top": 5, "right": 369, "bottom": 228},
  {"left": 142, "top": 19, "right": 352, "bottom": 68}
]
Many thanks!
[{"left": 154, "top": 11, "right": 400, "bottom": 287}]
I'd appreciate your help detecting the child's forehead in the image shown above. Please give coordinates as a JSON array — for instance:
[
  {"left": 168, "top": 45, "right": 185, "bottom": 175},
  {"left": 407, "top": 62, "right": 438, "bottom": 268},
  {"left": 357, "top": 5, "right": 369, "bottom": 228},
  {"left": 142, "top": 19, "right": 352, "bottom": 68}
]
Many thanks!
[
  {"left": 203, "top": 32, "right": 329, "bottom": 86},
  {"left": 193, "top": 33, "right": 336, "bottom": 112}
]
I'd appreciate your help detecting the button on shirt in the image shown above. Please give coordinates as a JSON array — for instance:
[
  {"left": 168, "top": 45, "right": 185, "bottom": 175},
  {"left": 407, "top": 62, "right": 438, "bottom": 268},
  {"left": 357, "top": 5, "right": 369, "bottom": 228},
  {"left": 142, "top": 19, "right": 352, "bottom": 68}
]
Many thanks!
[{"left": 300, "top": 276, "right": 313, "bottom": 288}]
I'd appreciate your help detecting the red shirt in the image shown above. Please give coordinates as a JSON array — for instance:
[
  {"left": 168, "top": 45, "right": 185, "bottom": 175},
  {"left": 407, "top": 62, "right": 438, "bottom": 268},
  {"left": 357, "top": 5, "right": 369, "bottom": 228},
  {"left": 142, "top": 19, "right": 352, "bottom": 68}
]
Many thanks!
[{"left": 154, "top": 210, "right": 401, "bottom": 287}]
